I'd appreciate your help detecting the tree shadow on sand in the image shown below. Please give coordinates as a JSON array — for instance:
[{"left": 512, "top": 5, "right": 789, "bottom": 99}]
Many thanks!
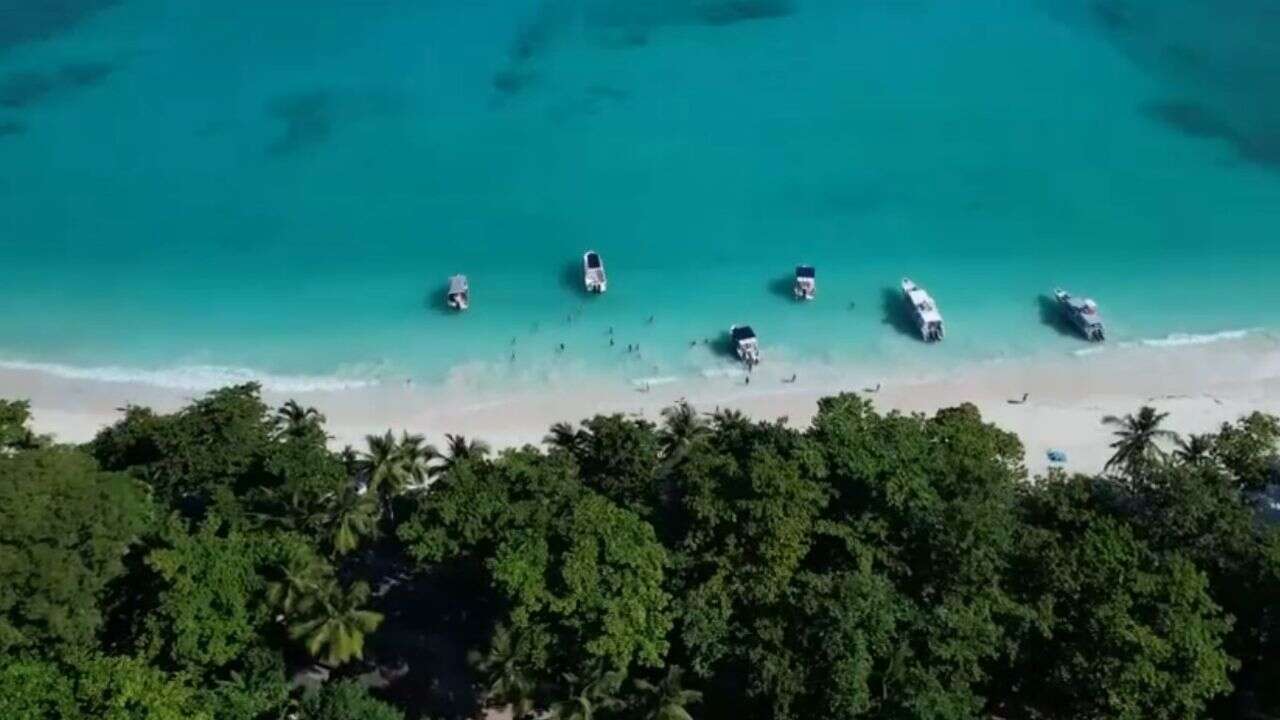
[{"left": 880, "top": 287, "right": 922, "bottom": 340}]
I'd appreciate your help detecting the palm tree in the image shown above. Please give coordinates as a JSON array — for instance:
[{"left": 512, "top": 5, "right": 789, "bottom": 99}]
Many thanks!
[
  {"left": 547, "top": 670, "right": 624, "bottom": 720},
  {"left": 319, "top": 484, "right": 379, "bottom": 557},
  {"left": 659, "top": 401, "right": 709, "bottom": 461},
  {"left": 545, "top": 422, "right": 583, "bottom": 454},
  {"left": 359, "top": 431, "right": 412, "bottom": 497},
  {"left": 430, "top": 434, "right": 491, "bottom": 478},
  {"left": 265, "top": 545, "right": 330, "bottom": 617},
  {"left": 273, "top": 400, "right": 326, "bottom": 440},
  {"left": 469, "top": 625, "right": 538, "bottom": 719},
  {"left": 1175, "top": 433, "right": 1215, "bottom": 466},
  {"left": 1103, "top": 406, "right": 1177, "bottom": 477},
  {"left": 359, "top": 430, "right": 438, "bottom": 524},
  {"left": 339, "top": 444, "right": 360, "bottom": 475},
  {"left": 288, "top": 580, "right": 383, "bottom": 667},
  {"left": 634, "top": 666, "right": 702, "bottom": 720},
  {"left": 396, "top": 431, "right": 438, "bottom": 487}
]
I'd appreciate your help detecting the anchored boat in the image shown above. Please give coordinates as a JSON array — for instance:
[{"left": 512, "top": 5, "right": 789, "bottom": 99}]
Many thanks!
[
  {"left": 730, "top": 325, "right": 760, "bottom": 367},
  {"left": 583, "top": 251, "right": 607, "bottom": 294},
  {"left": 794, "top": 265, "right": 816, "bottom": 301},
  {"left": 446, "top": 275, "right": 470, "bottom": 311},
  {"left": 901, "top": 278, "right": 944, "bottom": 342},
  {"left": 1054, "top": 289, "right": 1105, "bottom": 341}
]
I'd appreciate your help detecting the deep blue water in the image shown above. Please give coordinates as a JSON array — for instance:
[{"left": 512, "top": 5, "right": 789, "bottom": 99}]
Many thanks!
[{"left": 2, "top": 0, "right": 1279, "bottom": 389}]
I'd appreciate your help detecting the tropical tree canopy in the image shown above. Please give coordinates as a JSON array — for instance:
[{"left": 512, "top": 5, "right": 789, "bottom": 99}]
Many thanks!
[
  {"left": 1103, "top": 405, "right": 1178, "bottom": 478},
  {"left": 288, "top": 579, "right": 383, "bottom": 667},
  {"left": 0, "top": 448, "right": 152, "bottom": 655},
  {"left": 298, "top": 679, "right": 403, "bottom": 720},
  {"left": 2, "top": 385, "right": 1277, "bottom": 720}
]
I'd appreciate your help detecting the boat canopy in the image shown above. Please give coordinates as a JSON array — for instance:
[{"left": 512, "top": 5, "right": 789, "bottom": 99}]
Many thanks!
[
  {"left": 795, "top": 265, "right": 815, "bottom": 279},
  {"left": 585, "top": 252, "right": 602, "bottom": 269},
  {"left": 448, "top": 275, "right": 468, "bottom": 294},
  {"left": 1057, "top": 290, "right": 1104, "bottom": 327},
  {"left": 732, "top": 325, "right": 757, "bottom": 343},
  {"left": 902, "top": 279, "right": 942, "bottom": 324}
]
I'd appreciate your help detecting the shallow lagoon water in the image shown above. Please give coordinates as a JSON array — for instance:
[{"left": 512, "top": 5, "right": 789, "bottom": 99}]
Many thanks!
[{"left": 1, "top": 0, "right": 1278, "bottom": 389}]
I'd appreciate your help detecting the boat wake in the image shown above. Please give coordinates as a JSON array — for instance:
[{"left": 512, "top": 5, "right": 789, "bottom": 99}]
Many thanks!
[
  {"left": 0, "top": 359, "right": 379, "bottom": 393},
  {"left": 1138, "top": 328, "right": 1261, "bottom": 349},
  {"left": 1073, "top": 328, "right": 1264, "bottom": 357}
]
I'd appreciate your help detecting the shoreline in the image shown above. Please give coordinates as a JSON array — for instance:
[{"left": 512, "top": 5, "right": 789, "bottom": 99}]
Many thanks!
[{"left": 6, "top": 334, "right": 1280, "bottom": 476}]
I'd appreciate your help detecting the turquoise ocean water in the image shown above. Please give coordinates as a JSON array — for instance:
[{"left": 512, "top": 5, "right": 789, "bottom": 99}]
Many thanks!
[{"left": 2, "top": 0, "right": 1279, "bottom": 390}]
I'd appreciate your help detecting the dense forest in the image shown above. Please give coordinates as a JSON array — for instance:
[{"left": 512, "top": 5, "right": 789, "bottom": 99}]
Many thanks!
[{"left": 1, "top": 386, "right": 1278, "bottom": 720}]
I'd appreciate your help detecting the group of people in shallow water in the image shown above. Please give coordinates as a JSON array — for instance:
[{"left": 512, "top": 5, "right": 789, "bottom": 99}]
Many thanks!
[{"left": 494, "top": 307, "right": 907, "bottom": 394}]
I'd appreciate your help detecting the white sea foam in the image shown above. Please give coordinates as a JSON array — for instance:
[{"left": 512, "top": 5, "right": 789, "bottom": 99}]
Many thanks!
[
  {"left": 631, "top": 376, "right": 679, "bottom": 387},
  {"left": 700, "top": 366, "right": 746, "bottom": 379},
  {"left": 1138, "top": 328, "right": 1260, "bottom": 349},
  {"left": 0, "top": 359, "right": 379, "bottom": 393}
]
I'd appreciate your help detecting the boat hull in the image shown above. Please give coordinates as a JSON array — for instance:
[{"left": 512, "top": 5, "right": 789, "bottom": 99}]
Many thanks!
[{"left": 1054, "top": 291, "right": 1105, "bottom": 342}]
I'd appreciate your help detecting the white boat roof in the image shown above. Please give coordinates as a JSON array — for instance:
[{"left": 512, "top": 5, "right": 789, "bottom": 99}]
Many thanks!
[
  {"left": 1060, "top": 291, "right": 1104, "bottom": 326},
  {"left": 903, "top": 280, "right": 942, "bottom": 323},
  {"left": 448, "top": 275, "right": 468, "bottom": 293}
]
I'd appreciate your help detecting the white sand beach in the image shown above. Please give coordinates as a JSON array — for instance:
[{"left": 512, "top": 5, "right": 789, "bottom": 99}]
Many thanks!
[{"left": 6, "top": 334, "right": 1280, "bottom": 477}]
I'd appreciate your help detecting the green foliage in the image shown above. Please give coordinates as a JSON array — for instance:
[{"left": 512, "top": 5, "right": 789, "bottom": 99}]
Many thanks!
[
  {"left": 0, "top": 399, "right": 46, "bottom": 450},
  {"left": 1007, "top": 475, "right": 1235, "bottom": 720},
  {"left": 1210, "top": 411, "right": 1280, "bottom": 491},
  {"left": 317, "top": 483, "right": 379, "bottom": 556},
  {"left": 358, "top": 430, "right": 436, "bottom": 522},
  {"left": 8, "top": 392, "right": 1280, "bottom": 720},
  {"left": 1103, "top": 405, "right": 1178, "bottom": 480},
  {"left": 0, "top": 447, "right": 151, "bottom": 655},
  {"left": 570, "top": 414, "right": 663, "bottom": 510},
  {"left": 298, "top": 679, "right": 403, "bottom": 720},
  {"left": 678, "top": 395, "right": 1024, "bottom": 719},
  {"left": 201, "top": 648, "right": 291, "bottom": 720},
  {"left": 546, "top": 668, "right": 625, "bottom": 720},
  {"left": 272, "top": 400, "right": 327, "bottom": 444},
  {"left": 136, "top": 515, "right": 272, "bottom": 675},
  {"left": 633, "top": 665, "right": 702, "bottom": 720},
  {"left": 264, "top": 535, "right": 334, "bottom": 616},
  {"left": 431, "top": 432, "right": 490, "bottom": 478},
  {"left": 92, "top": 385, "right": 274, "bottom": 503},
  {"left": 258, "top": 435, "right": 350, "bottom": 528},
  {"left": 405, "top": 445, "right": 672, "bottom": 701},
  {"left": 287, "top": 579, "right": 383, "bottom": 667},
  {"left": 0, "top": 654, "right": 210, "bottom": 720},
  {"left": 479, "top": 486, "right": 672, "bottom": 675},
  {"left": 470, "top": 624, "right": 538, "bottom": 719}
]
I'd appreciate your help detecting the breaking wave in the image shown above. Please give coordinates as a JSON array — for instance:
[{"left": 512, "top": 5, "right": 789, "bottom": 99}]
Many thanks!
[{"left": 0, "top": 359, "right": 379, "bottom": 393}]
